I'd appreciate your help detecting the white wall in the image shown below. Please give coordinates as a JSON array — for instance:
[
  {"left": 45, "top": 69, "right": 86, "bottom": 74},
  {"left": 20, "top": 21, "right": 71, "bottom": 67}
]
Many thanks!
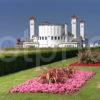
[{"left": 38, "top": 25, "right": 65, "bottom": 47}]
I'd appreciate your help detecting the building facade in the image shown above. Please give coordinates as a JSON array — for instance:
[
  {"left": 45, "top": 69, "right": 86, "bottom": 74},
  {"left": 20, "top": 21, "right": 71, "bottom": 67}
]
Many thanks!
[{"left": 23, "top": 15, "right": 87, "bottom": 48}]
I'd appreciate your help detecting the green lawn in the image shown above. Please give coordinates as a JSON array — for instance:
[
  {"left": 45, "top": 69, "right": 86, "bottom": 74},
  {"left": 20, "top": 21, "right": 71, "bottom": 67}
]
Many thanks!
[{"left": 0, "top": 57, "right": 100, "bottom": 100}]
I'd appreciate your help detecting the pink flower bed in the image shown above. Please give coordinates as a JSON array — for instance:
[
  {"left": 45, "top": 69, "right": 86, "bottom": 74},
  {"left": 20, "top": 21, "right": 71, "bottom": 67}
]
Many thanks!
[{"left": 9, "top": 70, "right": 95, "bottom": 94}]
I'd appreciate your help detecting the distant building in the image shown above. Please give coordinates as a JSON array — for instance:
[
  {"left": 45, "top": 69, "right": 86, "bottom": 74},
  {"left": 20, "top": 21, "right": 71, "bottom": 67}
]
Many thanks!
[
  {"left": 16, "top": 38, "right": 23, "bottom": 48},
  {"left": 89, "top": 42, "right": 100, "bottom": 47},
  {"left": 23, "top": 15, "right": 87, "bottom": 48}
]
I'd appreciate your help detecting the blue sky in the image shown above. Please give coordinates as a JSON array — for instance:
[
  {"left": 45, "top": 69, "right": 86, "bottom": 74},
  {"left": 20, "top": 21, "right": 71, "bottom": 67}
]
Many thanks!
[{"left": 0, "top": 0, "right": 100, "bottom": 43}]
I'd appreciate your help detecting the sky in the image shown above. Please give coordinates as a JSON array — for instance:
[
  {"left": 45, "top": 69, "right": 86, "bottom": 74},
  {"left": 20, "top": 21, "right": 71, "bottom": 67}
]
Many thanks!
[{"left": 0, "top": 0, "right": 100, "bottom": 47}]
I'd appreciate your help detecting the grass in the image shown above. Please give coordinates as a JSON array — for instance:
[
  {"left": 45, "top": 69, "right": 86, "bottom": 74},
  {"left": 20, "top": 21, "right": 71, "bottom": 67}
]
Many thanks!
[{"left": 0, "top": 57, "right": 100, "bottom": 100}]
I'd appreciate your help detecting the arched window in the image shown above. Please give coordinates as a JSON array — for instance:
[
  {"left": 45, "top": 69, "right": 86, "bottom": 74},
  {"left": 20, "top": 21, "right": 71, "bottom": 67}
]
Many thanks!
[
  {"left": 55, "top": 37, "right": 57, "bottom": 40},
  {"left": 45, "top": 37, "right": 47, "bottom": 40},
  {"left": 32, "top": 35, "right": 34, "bottom": 38},
  {"left": 58, "top": 36, "right": 60, "bottom": 40},
  {"left": 42, "top": 37, "right": 44, "bottom": 40},
  {"left": 51, "top": 36, "right": 53, "bottom": 40},
  {"left": 61, "top": 36, "right": 63, "bottom": 40}
]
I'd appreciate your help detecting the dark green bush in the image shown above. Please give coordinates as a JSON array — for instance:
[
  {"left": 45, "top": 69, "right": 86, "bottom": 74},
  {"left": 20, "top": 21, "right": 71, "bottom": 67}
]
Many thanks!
[{"left": 0, "top": 48, "right": 78, "bottom": 76}]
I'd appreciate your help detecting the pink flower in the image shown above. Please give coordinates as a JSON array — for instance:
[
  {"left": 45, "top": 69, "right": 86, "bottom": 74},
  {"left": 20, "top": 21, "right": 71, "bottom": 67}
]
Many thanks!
[{"left": 9, "top": 69, "right": 95, "bottom": 94}]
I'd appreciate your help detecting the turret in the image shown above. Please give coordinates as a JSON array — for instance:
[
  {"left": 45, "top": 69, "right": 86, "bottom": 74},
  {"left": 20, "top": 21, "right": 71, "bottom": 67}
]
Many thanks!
[
  {"left": 65, "top": 23, "right": 68, "bottom": 42},
  {"left": 80, "top": 20, "right": 85, "bottom": 40},
  {"left": 29, "top": 16, "right": 36, "bottom": 40},
  {"left": 71, "top": 15, "right": 77, "bottom": 38}
]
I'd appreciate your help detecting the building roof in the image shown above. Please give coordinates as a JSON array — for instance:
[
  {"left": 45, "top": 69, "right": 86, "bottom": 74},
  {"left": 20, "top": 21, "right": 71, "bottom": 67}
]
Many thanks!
[
  {"left": 40, "top": 21, "right": 64, "bottom": 26},
  {"left": 42, "top": 21, "right": 50, "bottom": 25}
]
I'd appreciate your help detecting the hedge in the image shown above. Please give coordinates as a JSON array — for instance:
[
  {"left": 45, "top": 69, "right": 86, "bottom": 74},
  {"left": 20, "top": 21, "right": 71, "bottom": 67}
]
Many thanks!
[{"left": 0, "top": 48, "right": 78, "bottom": 76}]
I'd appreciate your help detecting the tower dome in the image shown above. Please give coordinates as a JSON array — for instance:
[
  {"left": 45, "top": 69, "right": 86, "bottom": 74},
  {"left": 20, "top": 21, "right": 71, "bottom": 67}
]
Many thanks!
[{"left": 29, "top": 16, "right": 36, "bottom": 20}]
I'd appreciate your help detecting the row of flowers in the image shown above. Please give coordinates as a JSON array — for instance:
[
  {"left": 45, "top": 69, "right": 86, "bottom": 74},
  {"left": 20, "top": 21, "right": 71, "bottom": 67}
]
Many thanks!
[
  {"left": 9, "top": 68, "right": 95, "bottom": 94},
  {"left": 70, "top": 61, "right": 100, "bottom": 67}
]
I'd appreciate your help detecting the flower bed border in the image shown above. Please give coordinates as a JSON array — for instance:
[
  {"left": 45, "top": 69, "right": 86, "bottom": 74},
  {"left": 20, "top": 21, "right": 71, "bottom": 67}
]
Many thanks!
[{"left": 70, "top": 62, "right": 100, "bottom": 67}]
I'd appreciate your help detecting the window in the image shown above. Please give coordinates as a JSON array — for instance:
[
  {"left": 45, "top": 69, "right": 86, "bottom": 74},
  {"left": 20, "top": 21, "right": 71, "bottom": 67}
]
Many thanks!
[
  {"left": 55, "top": 37, "right": 57, "bottom": 40},
  {"left": 45, "top": 37, "right": 47, "bottom": 40},
  {"left": 40, "top": 37, "right": 41, "bottom": 40},
  {"left": 32, "top": 35, "right": 34, "bottom": 38},
  {"left": 58, "top": 36, "right": 60, "bottom": 40},
  {"left": 51, "top": 36, "right": 53, "bottom": 40},
  {"left": 42, "top": 37, "right": 44, "bottom": 40},
  {"left": 73, "top": 22, "right": 76, "bottom": 24},
  {"left": 31, "top": 23, "right": 34, "bottom": 25}
]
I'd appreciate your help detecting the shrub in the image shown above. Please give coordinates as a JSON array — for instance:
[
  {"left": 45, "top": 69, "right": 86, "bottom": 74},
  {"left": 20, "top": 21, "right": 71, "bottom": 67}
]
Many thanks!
[
  {"left": 78, "top": 49, "right": 99, "bottom": 64},
  {"left": 0, "top": 48, "right": 78, "bottom": 76},
  {"left": 40, "top": 67, "right": 76, "bottom": 84}
]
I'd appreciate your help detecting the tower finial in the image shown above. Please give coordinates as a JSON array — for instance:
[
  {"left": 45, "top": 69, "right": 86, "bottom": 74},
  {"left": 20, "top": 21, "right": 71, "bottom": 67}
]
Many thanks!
[
  {"left": 80, "top": 19, "right": 85, "bottom": 23},
  {"left": 29, "top": 16, "right": 36, "bottom": 20},
  {"left": 71, "top": 15, "right": 77, "bottom": 19}
]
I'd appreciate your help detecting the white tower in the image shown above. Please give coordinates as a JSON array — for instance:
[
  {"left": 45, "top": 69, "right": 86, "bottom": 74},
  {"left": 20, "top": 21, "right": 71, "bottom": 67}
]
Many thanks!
[
  {"left": 80, "top": 20, "right": 85, "bottom": 40},
  {"left": 29, "top": 16, "right": 36, "bottom": 40},
  {"left": 71, "top": 15, "right": 77, "bottom": 38},
  {"left": 65, "top": 24, "right": 68, "bottom": 42}
]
